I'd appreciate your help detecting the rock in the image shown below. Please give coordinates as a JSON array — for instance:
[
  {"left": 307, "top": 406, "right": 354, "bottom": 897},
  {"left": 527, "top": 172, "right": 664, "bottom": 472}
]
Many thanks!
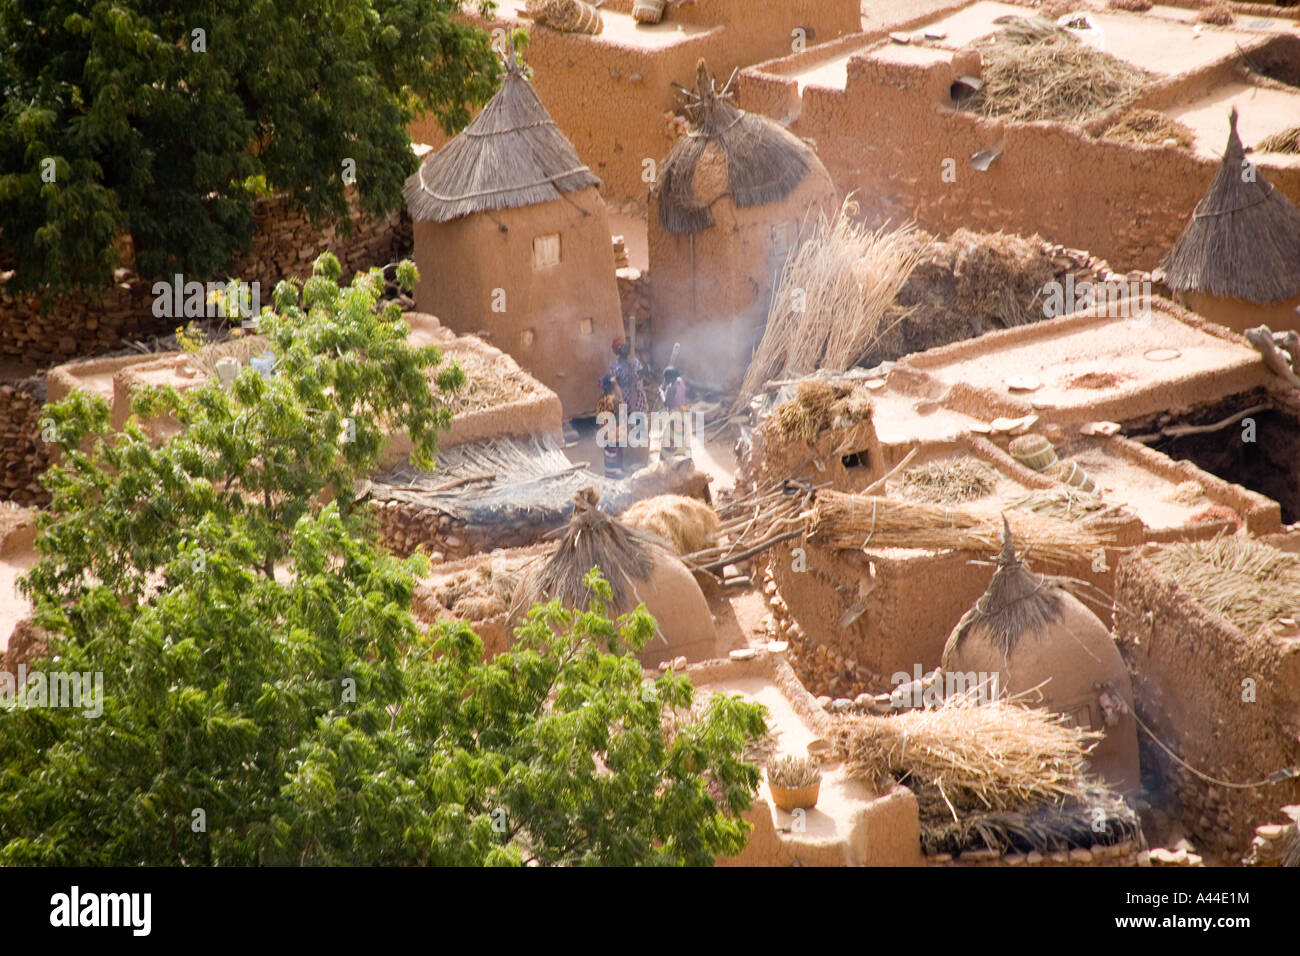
[
  {"left": 816, "top": 695, "right": 832, "bottom": 711},
  {"left": 1068, "top": 848, "right": 1093, "bottom": 864},
  {"left": 830, "top": 698, "right": 853, "bottom": 713}
]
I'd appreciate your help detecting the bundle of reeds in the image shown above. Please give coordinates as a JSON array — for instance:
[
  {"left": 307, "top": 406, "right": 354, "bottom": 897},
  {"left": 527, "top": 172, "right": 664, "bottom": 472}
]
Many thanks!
[
  {"left": 961, "top": 19, "right": 1152, "bottom": 123},
  {"left": 1006, "top": 486, "right": 1121, "bottom": 522},
  {"left": 771, "top": 380, "right": 873, "bottom": 446},
  {"left": 1257, "top": 126, "right": 1300, "bottom": 156},
  {"left": 835, "top": 695, "right": 1100, "bottom": 818},
  {"left": 896, "top": 457, "right": 999, "bottom": 505},
  {"left": 1148, "top": 533, "right": 1300, "bottom": 636},
  {"left": 736, "top": 200, "right": 930, "bottom": 406},
  {"left": 1102, "top": 108, "right": 1195, "bottom": 148},
  {"left": 807, "top": 491, "right": 1114, "bottom": 566}
]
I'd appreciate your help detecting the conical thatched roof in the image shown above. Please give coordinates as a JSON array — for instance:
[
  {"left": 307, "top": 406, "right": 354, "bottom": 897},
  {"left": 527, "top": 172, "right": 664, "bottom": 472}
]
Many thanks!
[
  {"left": 1162, "top": 109, "right": 1300, "bottom": 305},
  {"left": 654, "top": 60, "right": 816, "bottom": 235},
  {"left": 945, "top": 519, "right": 1063, "bottom": 658},
  {"left": 404, "top": 53, "right": 599, "bottom": 223},
  {"left": 518, "top": 488, "right": 668, "bottom": 613}
]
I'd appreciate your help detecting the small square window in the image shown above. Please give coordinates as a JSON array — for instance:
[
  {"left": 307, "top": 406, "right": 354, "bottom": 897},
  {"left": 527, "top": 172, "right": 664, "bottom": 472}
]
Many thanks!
[
  {"left": 533, "top": 233, "right": 561, "bottom": 269},
  {"left": 579, "top": 317, "right": 594, "bottom": 335},
  {"left": 520, "top": 329, "right": 536, "bottom": 348}
]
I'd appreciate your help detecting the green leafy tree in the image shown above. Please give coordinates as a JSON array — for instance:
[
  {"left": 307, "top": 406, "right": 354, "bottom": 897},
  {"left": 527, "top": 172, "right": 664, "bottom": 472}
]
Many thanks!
[
  {"left": 0, "top": 0, "right": 503, "bottom": 293},
  {"left": 0, "top": 257, "right": 765, "bottom": 865}
]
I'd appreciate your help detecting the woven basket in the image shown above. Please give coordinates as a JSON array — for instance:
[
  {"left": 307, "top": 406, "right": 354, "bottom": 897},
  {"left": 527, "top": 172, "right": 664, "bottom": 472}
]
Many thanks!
[
  {"left": 534, "top": 0, "right": 603, "bottom": 34},
  {"left": 769, "top": 779, "right": 821, "bottom": 812},
  {"left": 1008, "top": 434, "right": 1058, "bottom": 472},
  {"left": 1048, "top": 459, "right": 1098, "bottom": 495},
  {"left": 633, "top": 0, "right": 667, "bottom": 23}
]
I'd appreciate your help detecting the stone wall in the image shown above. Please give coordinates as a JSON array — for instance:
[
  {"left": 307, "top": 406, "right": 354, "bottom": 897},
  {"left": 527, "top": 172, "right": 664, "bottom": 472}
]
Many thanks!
[
  {"left": 0, "top": 377, "right": 51, "bottom": 507},
  {"left": 1115, "top": 549, "right": 1300, "bottom": 858},
  {"left": 0, "top": 195, "right": 409, "bottom": 364}
]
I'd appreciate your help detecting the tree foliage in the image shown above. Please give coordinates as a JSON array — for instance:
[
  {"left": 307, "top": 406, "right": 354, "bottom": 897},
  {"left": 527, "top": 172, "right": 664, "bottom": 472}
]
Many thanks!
[
  {"left": 0, "top": 0, "right": 503, "bottom": 292},
  {"left": 0, "top": 259, "right": 765, "bottom": 865}
]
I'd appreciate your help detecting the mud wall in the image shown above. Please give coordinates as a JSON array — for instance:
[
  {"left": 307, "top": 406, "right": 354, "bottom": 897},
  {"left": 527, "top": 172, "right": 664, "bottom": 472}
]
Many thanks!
[
  {"left": 0, "top": 194, "right": 407, "bottom": 364},
  {"left": 648, "top": 165, "right": 838, "bottom": 390},
  {"left": 736, "top": 35, "right": 1300, "bottom": 274},
  {"left": 1115, "top": 550, "right": 1300, "bottom": 857},
  {"left": 411, "top": 189, "right": 623, "bottom": 416},
  {"left": 416, "top": 2, "right": 860, "bottom": 203}
]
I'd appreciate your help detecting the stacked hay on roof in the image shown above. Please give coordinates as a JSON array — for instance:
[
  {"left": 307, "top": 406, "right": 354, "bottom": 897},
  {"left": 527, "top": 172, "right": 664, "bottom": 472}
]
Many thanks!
[
  {"left": 1162, "top": 108, "right": 1300, "bottom": 332},
  {"left": 514, "top": 488, "right": 717, "bottom": 666},
  {"left": 647, "top": 60, "right": 837, "bottom": 391},
  {"left": 941, "top": 522, "right": 1140, "bottom": 793},
  {"left": 959, "top": 16, "right": 1152, "bottom": 124},
  {"left": 620, "top": 494, "right": 721, "bottom": 557},
  {"left": 403, "top": 46, "right": 623, "bottom": 415},
  {"left": 1101, "top": 108, "right": 1195, "bottom": 149},
  {"left": 835, "top": 696, "right": 1140, "bottom": 856}
]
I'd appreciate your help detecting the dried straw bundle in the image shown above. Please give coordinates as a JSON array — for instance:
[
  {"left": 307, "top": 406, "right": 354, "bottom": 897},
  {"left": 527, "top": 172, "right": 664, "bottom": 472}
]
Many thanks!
[
  {"left": 897, "top": 457, "right": 998, "bottom": 505},
  {"left": 1257, "top": 126, "right": 1300, "bottom": 156},
  {"left": 835, "top": 695, "right": 1100, "bottom": 818},
  {"left": 737, "top": 201, "right": 930, "bottom": 404},
  {"left": 771, "top": 380, "right": 873, "bottom": 446},
  {"left": 526, "top": 0, "right": 603, "bottom": 34},
  {"left": 1148, "top": 534, "right": 1300, "bottom": 637},
  {"left": 518, "top": 487, "right": 669, "bottom": 612},
  {"left": 1102, "top": 108, "right": 1194, "bottom": 148},
  {"left": 438, "top": 347, "right": 537, "bottom": 415},
  {"left": 961, "top": 19, "right": 1152, "bottom": 123},
  {"left": 620, "top": 494, "right": 721, "bottom": 556},
  {"left": 807, "top": 491, "right": 1114, "bottom": 567}
]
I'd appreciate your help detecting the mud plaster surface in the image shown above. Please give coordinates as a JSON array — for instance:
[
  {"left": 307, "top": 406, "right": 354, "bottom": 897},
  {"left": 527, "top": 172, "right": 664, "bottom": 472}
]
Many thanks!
[
  {"left": 1168, "top": 81, "right": 1300, "bottom": 157},
  {"left": 907, "top": 310, "right": 1263, "bottom": 424}
]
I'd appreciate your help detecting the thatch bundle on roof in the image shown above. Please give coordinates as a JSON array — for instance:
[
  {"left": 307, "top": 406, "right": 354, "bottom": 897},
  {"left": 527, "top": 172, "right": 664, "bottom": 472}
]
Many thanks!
[
  {"left": 806, "top": 491, "right": 1115, "bottom": 567},
  {"left": 1148, "top": 533, "right": 1300, "bottom": 637},
  {"left": 654, "top": 61, "right": 815, "bottom": 235},
  {"left": 960, "top": 17, "right": 1152, "bottom": 123},
  {"left": 835, "top": 695, "right": 1101, "bottom": 819},
  {"left": 1101, "top": 108, "right": 1194, "bottom": 149},
  {"left": 1163, "top": 109, "right": 1300, "bottom": 305},
  {"left": 404, "top": 53, "right": 600, "bottom": 223},
  {"left": 519, "top": 487, "right": 669, "bottom": 612}
]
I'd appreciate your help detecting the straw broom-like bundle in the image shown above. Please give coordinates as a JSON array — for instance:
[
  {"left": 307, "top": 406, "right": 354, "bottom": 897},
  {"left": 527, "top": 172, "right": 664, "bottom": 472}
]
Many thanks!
[
  {"left": 834, "top": 695, "right": 1101, "bottom": 817},
  {"left": 806, "top": 491, "right": 1114, "bottom": 567},
  {"left": 736, "top": 200, "right": 930, "bottom": 406}
]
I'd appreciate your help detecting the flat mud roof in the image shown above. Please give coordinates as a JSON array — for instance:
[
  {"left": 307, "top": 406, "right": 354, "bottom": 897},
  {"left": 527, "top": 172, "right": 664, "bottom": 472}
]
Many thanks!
[{"left": 898, "top": 304, "right": 1271, "bottom": 426}]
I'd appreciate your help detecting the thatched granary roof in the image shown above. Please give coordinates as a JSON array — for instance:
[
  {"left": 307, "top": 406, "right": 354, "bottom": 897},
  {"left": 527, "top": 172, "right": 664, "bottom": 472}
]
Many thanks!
[
  {"left": 1162, "top": 109, "right": 1300, "bottom": 305},
  {"left": 404, "top": 54, "right": 599, "bottom": 223},
  {"left": 654, "top": 60, "right": 816, "bottom": 235}
]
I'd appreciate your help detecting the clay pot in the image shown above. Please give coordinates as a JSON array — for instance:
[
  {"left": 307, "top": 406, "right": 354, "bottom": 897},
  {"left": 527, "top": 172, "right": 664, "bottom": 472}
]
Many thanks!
[
  {"left": 807, "top": 737, "right": 840, "bottom": 771},
  {"left": 633, "top": 0, "right": 666, "bottom": 23},
  {"left": 769, "top": 779, "right": 821, "bottom": 812},
  {"left": 1009, "top": 434, "right": 1058, "bottom": 472}
]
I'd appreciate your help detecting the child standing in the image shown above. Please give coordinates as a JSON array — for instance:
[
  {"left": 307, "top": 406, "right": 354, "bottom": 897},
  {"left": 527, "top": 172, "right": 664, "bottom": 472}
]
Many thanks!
[
  {"left": 659, "top": 367, "right": 688, "bottom": 457},
  {"left": 595, "top": 374, "right": 625, "bottom": 478}
]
